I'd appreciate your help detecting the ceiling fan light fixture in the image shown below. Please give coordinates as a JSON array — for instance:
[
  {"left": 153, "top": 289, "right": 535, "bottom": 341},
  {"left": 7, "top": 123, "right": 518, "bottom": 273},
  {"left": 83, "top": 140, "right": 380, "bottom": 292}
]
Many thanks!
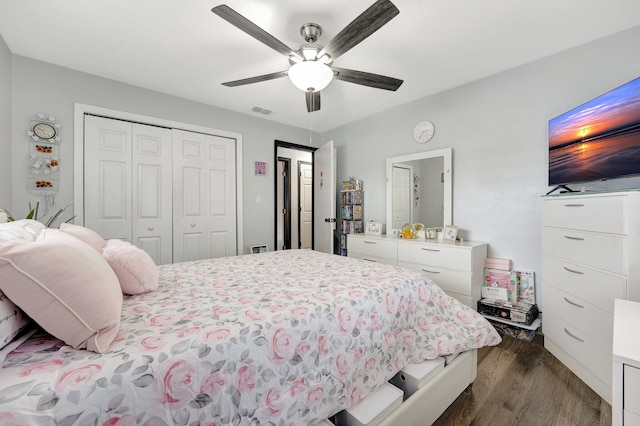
[{"left": 288, "top": 61, "right": 333, "bottom": 92}]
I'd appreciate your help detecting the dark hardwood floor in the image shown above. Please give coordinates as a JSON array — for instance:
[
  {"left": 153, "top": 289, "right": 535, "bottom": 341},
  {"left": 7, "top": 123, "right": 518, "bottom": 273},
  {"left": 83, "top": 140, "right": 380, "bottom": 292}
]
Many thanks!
[{"left": 433, "top": 334, "right": 612, "bottom": 426}]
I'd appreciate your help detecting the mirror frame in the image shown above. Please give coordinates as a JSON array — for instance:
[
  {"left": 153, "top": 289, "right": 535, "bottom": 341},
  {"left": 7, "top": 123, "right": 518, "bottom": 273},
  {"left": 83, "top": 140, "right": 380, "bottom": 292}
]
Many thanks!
[{"left": 386, "top": 147, "right": 452, "bottom": 231}]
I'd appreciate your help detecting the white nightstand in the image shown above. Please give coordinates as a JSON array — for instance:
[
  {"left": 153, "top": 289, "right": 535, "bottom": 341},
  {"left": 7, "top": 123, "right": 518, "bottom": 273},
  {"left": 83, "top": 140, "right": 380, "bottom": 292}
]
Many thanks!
[{"left": 613, "top": 299, "right": 640, "bottom": 425}]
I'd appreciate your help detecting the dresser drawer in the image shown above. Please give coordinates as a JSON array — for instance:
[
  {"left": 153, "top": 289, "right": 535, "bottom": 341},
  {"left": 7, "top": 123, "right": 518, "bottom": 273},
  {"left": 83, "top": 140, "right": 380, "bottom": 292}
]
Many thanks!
[
  {"left": 625, "top": 365, "right": 640, "bottom": 416},
  {"left": 398, "top": 261, "right": 472, "bottom": 296},
  {"left": 397, "top": 243, "right": 471, "bottom": 271},
  {"left": 348, "top": 252, "right": 397, "bottom": 266},
  {"left": 348, "top": 236, "right": 397, "bottom": 260},
  {"left": 542, "top": 227, "right": 626, "bottom": 274},
  {"left": 543, "top": 283, "right": 613, "bottom": 348},
  {"left": 543, "top": 195, "right": 626, "bottom": 234},
  {"left": 542, "top": 256, "right": 625, "bottom": 312},
  {"left": 544, "top": 312, "right": 612, "bottom": 388}
]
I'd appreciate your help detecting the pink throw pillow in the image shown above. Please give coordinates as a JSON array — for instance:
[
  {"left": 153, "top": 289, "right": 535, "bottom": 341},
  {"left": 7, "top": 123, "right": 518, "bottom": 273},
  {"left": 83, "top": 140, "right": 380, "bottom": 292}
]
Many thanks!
[
  {"left": 59, "top": 222, "right": 106, "bottom": 253},
  {"left": 103, "top": 239, "right": 159, "bottom": 295},
  {"left": 0, "top": 229, "right": 122, "bottom": 353}
]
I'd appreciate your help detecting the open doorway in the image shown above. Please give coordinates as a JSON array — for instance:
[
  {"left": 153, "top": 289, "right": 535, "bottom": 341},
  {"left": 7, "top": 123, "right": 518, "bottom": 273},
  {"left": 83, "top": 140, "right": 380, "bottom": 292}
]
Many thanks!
[{"left": 274, "top": 141, "right": 315, "bottom": 251}]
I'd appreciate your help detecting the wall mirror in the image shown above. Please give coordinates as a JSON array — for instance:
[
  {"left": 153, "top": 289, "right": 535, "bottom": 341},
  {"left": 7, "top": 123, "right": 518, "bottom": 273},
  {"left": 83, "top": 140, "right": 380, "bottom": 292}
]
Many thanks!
[{"left": 386, "top": 147, "right": 452, "bottom": 231}]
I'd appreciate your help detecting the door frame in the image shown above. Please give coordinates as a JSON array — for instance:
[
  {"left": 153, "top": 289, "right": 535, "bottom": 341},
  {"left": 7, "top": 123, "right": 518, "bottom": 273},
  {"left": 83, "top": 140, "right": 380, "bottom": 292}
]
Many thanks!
[
  {"left": 276, "top": 157, "right": 292, "bottom": 250},
  {"left": 73, "top": 103, "right": 244, "bottom": 255},
  {"left": 273, "top": 140, "right": 316, "bottom": 251}
]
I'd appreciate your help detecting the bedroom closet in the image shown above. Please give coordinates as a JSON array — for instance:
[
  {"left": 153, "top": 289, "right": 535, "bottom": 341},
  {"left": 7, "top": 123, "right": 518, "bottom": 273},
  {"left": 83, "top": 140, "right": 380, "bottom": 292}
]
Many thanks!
[{"left": 80, "top": 112, "right": 238, "bottom": 264}]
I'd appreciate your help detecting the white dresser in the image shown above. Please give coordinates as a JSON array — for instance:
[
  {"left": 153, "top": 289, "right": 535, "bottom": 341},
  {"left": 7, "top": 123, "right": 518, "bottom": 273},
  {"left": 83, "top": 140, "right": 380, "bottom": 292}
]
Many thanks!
[
  {"left": 347, "top": 234, "right": 487, "bottom": 308},
  {"left": 613, "top": 299, "right": 640, "bottom": 425},
  {"left": 542, "top": 191, "right": 640, "bottom": 404}
]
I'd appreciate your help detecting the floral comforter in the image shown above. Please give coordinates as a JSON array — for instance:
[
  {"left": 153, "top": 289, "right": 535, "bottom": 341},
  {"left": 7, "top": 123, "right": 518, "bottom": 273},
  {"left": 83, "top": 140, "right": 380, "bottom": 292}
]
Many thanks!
[{"left": 0, "top": 249, "right": 500, "bottom": 426}]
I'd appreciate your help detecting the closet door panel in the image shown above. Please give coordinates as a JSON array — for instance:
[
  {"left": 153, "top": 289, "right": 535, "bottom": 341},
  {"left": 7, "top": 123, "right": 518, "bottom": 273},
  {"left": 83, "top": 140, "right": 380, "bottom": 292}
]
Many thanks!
[
  {"left": 173, "top": 130, "right": 236, "bottom": 262},
  {"left": 132, "top": 124, "right": 173, "bottom": 265},
  {"left": 84, "top": 116, "right": 132, "bottom": 241}
]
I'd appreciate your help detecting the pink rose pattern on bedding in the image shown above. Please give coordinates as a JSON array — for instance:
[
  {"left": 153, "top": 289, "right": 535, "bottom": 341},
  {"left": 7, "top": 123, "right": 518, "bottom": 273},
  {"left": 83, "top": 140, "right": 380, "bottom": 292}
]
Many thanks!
[{"left": 0, "top": 250, "right": 500, "bottom": 425}]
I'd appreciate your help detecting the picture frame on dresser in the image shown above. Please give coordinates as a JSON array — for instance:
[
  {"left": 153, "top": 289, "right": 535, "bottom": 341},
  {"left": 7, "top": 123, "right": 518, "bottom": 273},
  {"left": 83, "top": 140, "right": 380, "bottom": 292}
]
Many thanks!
[
  {"left": 365, "top": 221, "right": 383, "bottom": 236},
  {"left": 443, "top": 225, "right": 458, "bottom": 241}
]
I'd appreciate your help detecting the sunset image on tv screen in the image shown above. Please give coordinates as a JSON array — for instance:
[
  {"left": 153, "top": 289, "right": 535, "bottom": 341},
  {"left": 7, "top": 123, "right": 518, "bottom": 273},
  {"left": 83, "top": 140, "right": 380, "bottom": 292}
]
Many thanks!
[{"left": 548, "top": 77, "right": 640, "bottom": 186}]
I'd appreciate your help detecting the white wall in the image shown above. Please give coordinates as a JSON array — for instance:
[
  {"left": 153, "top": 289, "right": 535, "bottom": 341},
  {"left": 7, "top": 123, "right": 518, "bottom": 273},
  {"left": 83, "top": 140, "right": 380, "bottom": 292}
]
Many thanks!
[
  {"left": 323, "top": 25, "right": 640, "bottom": 305},
  {"left": 0, "top": 34, "right": 11, "bottom": 210},
  {"left": 9, "top": 55, "right": 320, "bottom": 252}
]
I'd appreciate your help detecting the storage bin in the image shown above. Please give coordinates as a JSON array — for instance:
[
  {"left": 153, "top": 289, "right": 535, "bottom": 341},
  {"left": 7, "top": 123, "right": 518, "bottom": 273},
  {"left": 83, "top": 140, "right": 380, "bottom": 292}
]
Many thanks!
[
  {"left": 335, "top": 382, "right": 403, "bottom": 426},
  {"left": 389, "top": 357, "right": 445, "bottom": 400}
]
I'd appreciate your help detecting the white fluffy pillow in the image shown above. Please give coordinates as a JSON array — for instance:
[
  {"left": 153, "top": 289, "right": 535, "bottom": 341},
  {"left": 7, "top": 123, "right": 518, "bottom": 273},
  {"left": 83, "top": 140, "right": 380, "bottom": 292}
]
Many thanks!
[{"left": 103, "top": 239, "right": 159, "bottom": 295}]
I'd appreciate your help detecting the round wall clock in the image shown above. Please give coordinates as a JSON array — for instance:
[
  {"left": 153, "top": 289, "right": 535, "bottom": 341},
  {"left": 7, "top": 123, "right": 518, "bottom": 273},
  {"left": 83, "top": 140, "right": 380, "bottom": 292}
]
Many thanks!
[
  {"left": 413, "top": 120, "right": 435, "bottom": 143},
  {"left": 33, "top": 122, "right": 57, "bottom": 140}
]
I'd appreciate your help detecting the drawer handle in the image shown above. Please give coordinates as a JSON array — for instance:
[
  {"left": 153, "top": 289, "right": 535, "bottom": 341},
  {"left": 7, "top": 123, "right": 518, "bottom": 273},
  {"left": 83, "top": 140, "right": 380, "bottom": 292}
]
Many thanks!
[
  {"left": 563, "top": 235, "right": 584, "bottom": 241},
  {"left": 563, "top": 297, "right": 584, "bottom": 309},
  {"left": 563, "top": 266, "right": 584, "bottom": 275},
  {"left": 363, "top": 241, "right": 377, "bottom": 245},
  {"left": 421, "top": 269, "right": 440, "bottom": 274},
  {"left": 421, "top": 248, "right": 440, "bottom": 252},
  {"left": 363, "top": 258, "right": 377, "bottom": 262},
  {"left": 564, "top": 203, "right": 585, "bottom": 207},
  {"left": 563, "top": 328, "right": 584, "bottom": 343}
]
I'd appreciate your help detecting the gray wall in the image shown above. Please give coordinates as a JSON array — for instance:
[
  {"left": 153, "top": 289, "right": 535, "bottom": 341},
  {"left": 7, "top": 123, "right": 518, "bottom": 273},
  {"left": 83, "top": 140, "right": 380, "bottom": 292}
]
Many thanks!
[
  {"left": 9, "top": 56, "right": 320, "bottom": 252},
  {"left": 0, "top": 34, "right": 11, "bottom": 209},
  {"left": 323, "top": 25, "right": 640, "bottom": 305}
]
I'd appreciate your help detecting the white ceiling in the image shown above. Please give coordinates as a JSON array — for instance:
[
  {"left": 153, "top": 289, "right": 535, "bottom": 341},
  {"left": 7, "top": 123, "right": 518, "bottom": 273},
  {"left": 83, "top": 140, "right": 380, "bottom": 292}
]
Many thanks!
[{"left": 1, "top": 1, "right": 640, "bottom": 132}]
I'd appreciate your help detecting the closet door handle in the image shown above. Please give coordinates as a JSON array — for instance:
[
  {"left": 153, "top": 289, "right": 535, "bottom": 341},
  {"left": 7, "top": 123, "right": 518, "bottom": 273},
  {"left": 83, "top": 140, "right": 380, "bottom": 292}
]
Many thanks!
[
  {"left": 148, "top": 226, "right": 154, "bottom": 231},
  {"left": 421, "top": 269, "right": 440, "bottom": 274},
  {"left": 563, "top": 266, "right": 584, "bottom": 275},
  {"left": 190, "top": 223, "right": 196, "bottom": 228},
  {"left": 563, "top": 297, "right": 584, "bottom": 309},
  {"left": 563, "top": 328, "right": 584, "bottom": 343},
  {"left": 564, "top": 203, "right": 585, "bottom": 207},
  {"left": 364, "top": 241, "right": 377, "bottom": 244},
  {"left": 564, "top": 235, "right": 584, "bottom": 241},
  {"left": 421, "top": 248, "right": 440, "bottom": 252}
]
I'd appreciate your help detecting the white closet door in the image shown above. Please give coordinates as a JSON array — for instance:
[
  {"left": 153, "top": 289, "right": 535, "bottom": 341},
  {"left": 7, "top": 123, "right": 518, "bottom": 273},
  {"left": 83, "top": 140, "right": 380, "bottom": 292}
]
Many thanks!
[
  {"left": 173, "top": 129, "right": 237, "bottom": 262},
  {"left": 84, "top": 115, "right": 173, "bottom": 265},
  {"left": 132, "top": 124, "right": 173, "bottom": 265},
  {"left": 84, "top": 116, "right": 133, "bottom": 241}
]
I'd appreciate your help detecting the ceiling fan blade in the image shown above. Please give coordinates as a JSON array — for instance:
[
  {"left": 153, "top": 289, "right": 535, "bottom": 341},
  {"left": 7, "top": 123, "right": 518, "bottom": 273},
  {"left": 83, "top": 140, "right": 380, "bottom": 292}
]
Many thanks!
[
  {"left": 318, "top": 0, "right": 399, "bottom": 61},
  {"left": 333, "top": 67, "right": 403, "bottom": 91},
  {"left": 306, "top": 91, "right": 321, "bottom": 112},
  {"left": 212, "top": 5, "right": 303, "bottom": 61},
  {"left": 222, "top": 70, "right": 289, "bottom": 87}
]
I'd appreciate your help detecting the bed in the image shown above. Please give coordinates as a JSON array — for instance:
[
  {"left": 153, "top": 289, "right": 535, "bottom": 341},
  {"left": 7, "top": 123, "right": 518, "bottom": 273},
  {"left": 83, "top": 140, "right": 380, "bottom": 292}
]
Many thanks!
[{"left": 0, "top": 221, "right": 500, "bottom": 425}]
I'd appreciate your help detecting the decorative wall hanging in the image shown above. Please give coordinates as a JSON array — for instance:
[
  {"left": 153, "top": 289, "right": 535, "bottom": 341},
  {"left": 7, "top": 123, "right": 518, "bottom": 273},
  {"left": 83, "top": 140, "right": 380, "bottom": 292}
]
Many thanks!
[{"left": 26, "top": 113, "right": 60, "bottom": 212}]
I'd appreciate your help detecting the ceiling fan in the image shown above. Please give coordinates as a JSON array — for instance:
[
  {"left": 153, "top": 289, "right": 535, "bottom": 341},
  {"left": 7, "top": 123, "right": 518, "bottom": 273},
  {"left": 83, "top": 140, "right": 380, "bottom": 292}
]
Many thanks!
[{"left": 212, "top": 0, "right": 404, "bottom": 113}]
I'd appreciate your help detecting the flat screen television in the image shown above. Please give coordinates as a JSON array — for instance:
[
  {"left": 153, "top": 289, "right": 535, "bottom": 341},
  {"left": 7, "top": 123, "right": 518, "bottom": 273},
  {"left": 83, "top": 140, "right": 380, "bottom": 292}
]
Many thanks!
[{"left": 548, "top": 76, "right": 640, "bottom": 187}]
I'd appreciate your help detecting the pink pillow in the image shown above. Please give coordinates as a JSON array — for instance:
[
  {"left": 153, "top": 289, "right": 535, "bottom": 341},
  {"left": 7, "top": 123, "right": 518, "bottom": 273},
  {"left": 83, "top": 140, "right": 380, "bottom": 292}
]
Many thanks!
[
  {"left": 0, "top": 229, "right": 122, "bottom": 353},
  {"left": 59, "top": 222, "right": 106, "bottom": 253},
  {"left": 103, "top": 239, "right": 159, "bottom": 295}
]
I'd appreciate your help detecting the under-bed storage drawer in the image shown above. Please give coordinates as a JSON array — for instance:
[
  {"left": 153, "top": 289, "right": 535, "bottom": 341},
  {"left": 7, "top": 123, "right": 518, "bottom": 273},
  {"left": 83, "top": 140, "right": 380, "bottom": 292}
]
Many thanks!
[
  {"left": 336, "top": 382, "right": 403, "bottom": 426},
  {"left": 389, "top": 357, "right": 445, "bottom": 400}
]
